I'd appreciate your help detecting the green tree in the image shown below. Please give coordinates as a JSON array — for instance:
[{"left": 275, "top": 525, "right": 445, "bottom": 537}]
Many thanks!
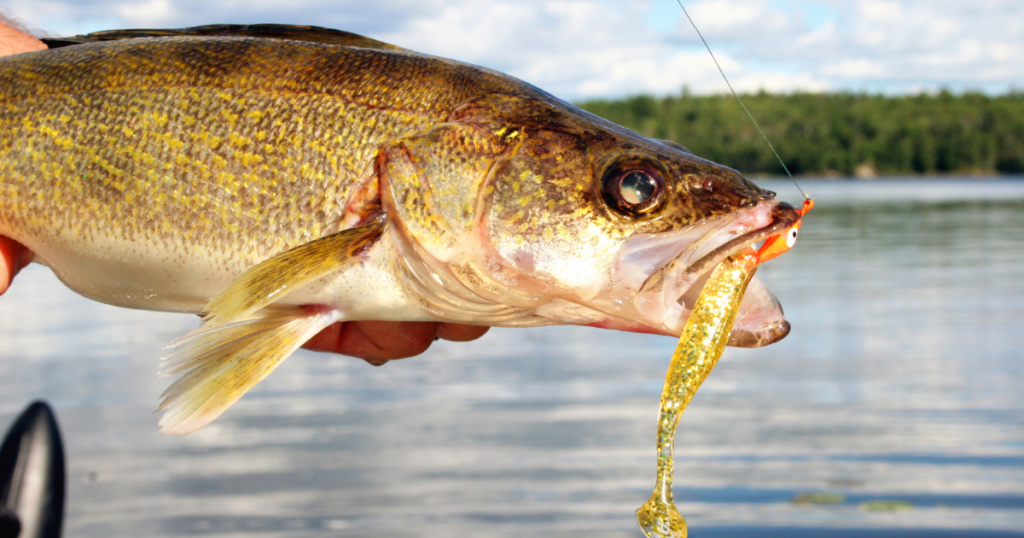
[{"left": 577, "top": 92, "right": 1024, "bottom": 176}]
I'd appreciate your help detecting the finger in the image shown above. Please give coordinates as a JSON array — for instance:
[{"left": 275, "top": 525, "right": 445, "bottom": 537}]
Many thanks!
[
  {"left": 436, "top": 323, "right": 489, "bottom": 342},
  {"left": 303, "top": 320, "right": 439, "bottom": 366},
  {"left": 0, "top": 20, "right": 46, "bottom": 57},
  {"left": 0, "top": 236, "right": 30, "bottom": 295}
]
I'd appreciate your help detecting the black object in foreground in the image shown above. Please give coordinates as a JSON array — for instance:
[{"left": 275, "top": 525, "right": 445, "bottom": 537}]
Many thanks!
[{"left": 0, "top": 401, "right": 65, "bottom": 538}]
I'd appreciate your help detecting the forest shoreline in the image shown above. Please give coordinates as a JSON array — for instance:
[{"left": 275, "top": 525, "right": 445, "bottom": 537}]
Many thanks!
[{"left": 577, "top": 91, "right": 1024, "bottom": 177}]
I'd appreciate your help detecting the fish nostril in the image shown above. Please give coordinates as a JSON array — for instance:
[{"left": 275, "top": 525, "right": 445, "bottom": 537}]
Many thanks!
[{"left": 701, "top": 179, "right": 714, "bottom": 192}]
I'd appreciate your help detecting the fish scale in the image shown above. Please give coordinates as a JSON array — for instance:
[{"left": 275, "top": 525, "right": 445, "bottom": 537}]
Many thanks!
[{"left": 0, "top": 39, "right": 463, "bottom": 266}]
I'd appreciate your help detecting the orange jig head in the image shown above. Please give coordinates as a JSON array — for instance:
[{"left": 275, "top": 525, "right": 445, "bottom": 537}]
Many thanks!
[{"left": 756, "top": 198, "right": 814, "bottom": 264}]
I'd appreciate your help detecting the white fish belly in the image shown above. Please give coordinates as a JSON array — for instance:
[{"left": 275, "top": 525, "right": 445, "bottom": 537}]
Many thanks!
[{"left": 9, "top": 224, "right": 431, "bottom": 321}]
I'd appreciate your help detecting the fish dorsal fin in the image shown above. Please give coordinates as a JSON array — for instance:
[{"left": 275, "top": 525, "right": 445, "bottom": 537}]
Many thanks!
[{"left": 41, "top": 23, "right": 403, "bottom": 51}]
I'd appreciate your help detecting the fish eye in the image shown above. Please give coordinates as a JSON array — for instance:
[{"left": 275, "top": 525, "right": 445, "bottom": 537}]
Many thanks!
[
  {"left": 620, "top": 171, "right": 658, "bottom": 205},
  {"left": 601, "top": 161, "right": 666, "bottom": 215}
]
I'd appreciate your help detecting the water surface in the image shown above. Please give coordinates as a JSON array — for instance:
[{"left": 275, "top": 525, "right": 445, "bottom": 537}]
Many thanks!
[{"left": 1, "top": 178, "right": 1022, "bottom": 537}]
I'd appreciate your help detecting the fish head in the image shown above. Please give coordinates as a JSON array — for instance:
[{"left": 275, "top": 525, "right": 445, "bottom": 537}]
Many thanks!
[{"left": 379, "top": 94, "right": 799, "bottom": 347}]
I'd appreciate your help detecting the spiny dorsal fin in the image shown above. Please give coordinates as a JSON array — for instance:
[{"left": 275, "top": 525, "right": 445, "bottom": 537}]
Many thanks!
[{"left": 41, "top": 23, "right": 402, "bottom": 51}]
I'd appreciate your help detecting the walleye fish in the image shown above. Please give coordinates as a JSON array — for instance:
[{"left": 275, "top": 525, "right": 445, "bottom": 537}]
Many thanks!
[{"left": 0, "top": 25, "right": 800, "bottom": 434}]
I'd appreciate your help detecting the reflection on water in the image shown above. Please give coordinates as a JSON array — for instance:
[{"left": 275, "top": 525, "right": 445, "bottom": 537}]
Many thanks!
[{"left": 1, "top": 178, "right": 1023, "bottom": 537}]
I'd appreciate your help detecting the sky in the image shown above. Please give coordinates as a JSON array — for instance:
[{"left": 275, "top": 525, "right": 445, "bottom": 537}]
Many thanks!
[{"left": 1, "top": 0, "right": 1021, "bottom": 101}]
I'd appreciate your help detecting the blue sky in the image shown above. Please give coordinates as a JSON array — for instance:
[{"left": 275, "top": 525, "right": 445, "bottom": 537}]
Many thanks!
[{"left": 2, "top": 0, "right": 1020, "bottom": 100}]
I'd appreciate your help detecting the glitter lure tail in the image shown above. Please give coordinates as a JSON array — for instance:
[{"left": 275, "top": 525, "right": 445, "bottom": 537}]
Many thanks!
[{"left": 636, "top": 249, "right": 759, "bottom": 538}]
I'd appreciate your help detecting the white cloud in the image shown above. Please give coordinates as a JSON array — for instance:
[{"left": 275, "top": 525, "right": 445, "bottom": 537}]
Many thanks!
[
  {"left": 822, "top": 58, "right": 884, "bottom": 78},
  {"left": 114, "top": 0, "right": 174, "bottom": 27},
  {"left": 2, "top": 0, "right": 1022, "bottom": 98},
  {"left": 858, "top": 0, "right": 903, "bottom": 23}
]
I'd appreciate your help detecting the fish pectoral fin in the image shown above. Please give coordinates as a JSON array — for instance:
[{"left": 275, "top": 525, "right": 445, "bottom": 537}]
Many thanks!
[
  {"left": 201, "top": 214, "right": 387, "bottom": 330},
  {"left": 159, "top": 215, "right": 387, "bottom": 435},
  {"left": 157, "top": 306, "right": 340, "bottom": 435}
]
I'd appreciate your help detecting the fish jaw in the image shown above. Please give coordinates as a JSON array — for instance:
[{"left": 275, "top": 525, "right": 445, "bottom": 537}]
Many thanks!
[
  {"left": 553, "top": 199, "right": 799, "bottom": 347},
  {"left": 642, "top": 200, "right": 798, "bottom": 345},
  {"left": 630, "top": 199, "right": 775, "bottom": 330},
  {"left": 727, "top": 274, "right": 791, "bottom": 348},
  {"left": 542, "top": 272, "right": 789, "bottom": 347}
]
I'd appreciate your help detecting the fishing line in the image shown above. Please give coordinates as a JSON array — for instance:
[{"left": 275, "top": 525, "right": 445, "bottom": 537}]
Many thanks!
[{"left": 675, "top": 0, "right": 810, "bottom": 201}]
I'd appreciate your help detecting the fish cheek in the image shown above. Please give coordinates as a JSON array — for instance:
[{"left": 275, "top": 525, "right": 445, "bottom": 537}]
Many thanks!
[{"left": 485, "top": 133, "right": 623, "bottom": 299}]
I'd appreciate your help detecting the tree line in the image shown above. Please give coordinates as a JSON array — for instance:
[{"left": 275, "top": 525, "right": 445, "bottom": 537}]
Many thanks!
[{"left": 576, "top": 91, "right": 1024, "bottom": 177}]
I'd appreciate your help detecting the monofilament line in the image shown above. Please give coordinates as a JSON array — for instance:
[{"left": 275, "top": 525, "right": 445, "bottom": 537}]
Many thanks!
[{"left": 675, "top": 0, "right": 810, "bottom": 201}]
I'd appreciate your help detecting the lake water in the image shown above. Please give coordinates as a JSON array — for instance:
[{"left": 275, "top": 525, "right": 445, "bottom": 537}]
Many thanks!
[{"left": 1, "top": 178, "right": 1022, "bottom": 538}]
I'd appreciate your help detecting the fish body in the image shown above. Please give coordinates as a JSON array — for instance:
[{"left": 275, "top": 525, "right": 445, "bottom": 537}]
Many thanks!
[
  {"left": 0, "top": 26, "right": 799, "bottom": 432},
  {"left": 0, "top": 31, "right": 475, "bottom": 317}
]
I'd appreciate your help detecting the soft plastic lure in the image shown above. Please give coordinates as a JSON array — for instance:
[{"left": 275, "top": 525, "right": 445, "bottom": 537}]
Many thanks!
[
  {"left": 635, "top": 199, "right": 812, "bottom": 538},
  {"left": 635, "top": 5, "right": 817, "bottom": 536},
  {"left": 635, "top": 249, "right": 760, "bottom": 538}
]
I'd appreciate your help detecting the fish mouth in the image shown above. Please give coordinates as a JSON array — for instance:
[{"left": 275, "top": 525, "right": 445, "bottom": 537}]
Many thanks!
[{"left": 633, "top": 201, "right": 800, "bottom": 346}]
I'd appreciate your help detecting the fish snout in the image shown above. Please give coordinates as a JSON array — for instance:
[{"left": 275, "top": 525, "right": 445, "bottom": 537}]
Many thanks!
[
  {"left": 682, "top": 166, "right": 773, "bottom": 219},
  {"left": 769, "top": 200, "right": 801, "bottom": 229}
]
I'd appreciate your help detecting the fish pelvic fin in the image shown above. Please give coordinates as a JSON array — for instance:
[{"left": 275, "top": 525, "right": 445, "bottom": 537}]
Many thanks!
[
  {"left": 157, "top": 306, "right": 341, "bottom": 435},
  {"left": 200, "top": 214, "right": 387, "bottom": 330}
]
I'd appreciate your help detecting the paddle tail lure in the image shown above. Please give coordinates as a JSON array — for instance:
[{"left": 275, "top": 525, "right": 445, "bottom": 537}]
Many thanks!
[{"left": 636, "top": 4, "right": 817, "bottom": 537}]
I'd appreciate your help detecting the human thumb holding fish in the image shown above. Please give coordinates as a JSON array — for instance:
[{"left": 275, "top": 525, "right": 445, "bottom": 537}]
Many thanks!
[{"left": 0, "top": 18, "right": 488, "bottom": 364}]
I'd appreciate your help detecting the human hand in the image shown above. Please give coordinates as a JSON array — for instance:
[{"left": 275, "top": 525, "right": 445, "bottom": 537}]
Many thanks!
[
  {"left": 304, "top": 321, "right": 489, "bottom": 366},
  {"left": 0, "top": 237, "right": 32, "bottom": 296},
  {"left": 0, "top": 19, "right": 44, "bottom": 295},
  {"left": 0, "top": 18, "right": 488, "bottom": 364},
  {"left": 0, "top": 18, "right": 46, "bottom": 57}
]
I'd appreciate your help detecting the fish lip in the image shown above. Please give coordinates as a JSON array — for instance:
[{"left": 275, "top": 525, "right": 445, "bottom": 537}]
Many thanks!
[
  {"left": 634, "top": 201, "right": 801, "bottom": 330},
  {"left": 727, "top": 318, "right": 791, "bottom": 348},
  {"left": 680, "top": 201, "right": 800, "bottom": 280}
]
